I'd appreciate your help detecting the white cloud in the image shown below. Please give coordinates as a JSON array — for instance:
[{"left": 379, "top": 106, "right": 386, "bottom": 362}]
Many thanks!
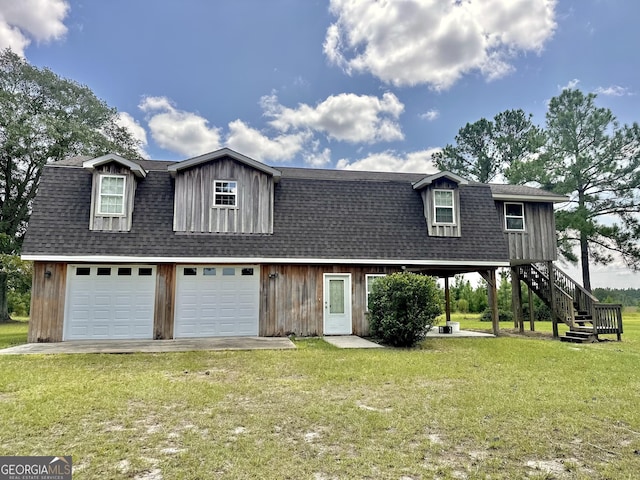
[
  {"left": 420, "top": 109, "right": 440, "bottom": 121},
  {"left": 594, "top": 85, "right": 633, "bottom": 97},
  {"left": 116, "top": 112, "right": 149, "bottom": 158},
  {"left": 226, "top": 120, "right": 310, "bottom": 163},
  {"left": 324, "top": 0, "right": 557, "bottom": 90},
  {"left": 261, "top": 92, "right": 404, "bottom": 143},
  {"left": 0, "top": 0, "right": 69, "bottom": 56},
  {"left": 559, "top": 78, "right": 580, "bottom": 91},
  {"left": 336, "top": 148, "right": 441, "bottom": 173},
  {"left": 139, "top": 96, "right": 221, "bottom": 157}
]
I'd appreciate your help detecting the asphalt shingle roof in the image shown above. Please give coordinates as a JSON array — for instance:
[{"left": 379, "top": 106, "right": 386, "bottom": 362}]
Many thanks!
[{"left": 23, "top": 163, "right": 511, "bottom": 264}]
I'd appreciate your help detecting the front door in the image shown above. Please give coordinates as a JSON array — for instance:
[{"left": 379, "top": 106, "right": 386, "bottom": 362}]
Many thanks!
[{"left": 323, "top": 274, "right": 352, "bottom": 335}]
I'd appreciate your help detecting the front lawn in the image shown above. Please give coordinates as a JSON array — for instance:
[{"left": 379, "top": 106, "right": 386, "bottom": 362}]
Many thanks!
[
  {"left": 1, "top": 315, "right": 639, "bottom": 479},
  {"left": 0, "top": 317, "right": 29, "bottom": 349}
]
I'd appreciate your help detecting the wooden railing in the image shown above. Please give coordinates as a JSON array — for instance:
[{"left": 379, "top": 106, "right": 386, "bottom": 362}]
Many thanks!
[
  {"left": 517, "top": 263, "right": 623, "bottom": 340},
  {"left": 593, "top": 304, "right": 624, "bottom": 340},
  {"left": 517, "top": 264, "right": 574, "bottom": 328}
]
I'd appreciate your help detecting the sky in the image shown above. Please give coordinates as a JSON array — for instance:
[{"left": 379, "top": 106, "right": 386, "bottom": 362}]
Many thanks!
[{"left": 1, "top": 0, "right": 640, "bottom": 289}]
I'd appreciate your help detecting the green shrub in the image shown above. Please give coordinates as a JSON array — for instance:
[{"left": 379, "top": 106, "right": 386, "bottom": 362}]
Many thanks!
[
  {"left": 480, "top": 308, "right": 513, "bottom": 322},
  {"left": 456, "top": 298, "right": 469, "bottom": 313},
  {"left": 368, "top": 273, "right": 443, "bottom": 347}
]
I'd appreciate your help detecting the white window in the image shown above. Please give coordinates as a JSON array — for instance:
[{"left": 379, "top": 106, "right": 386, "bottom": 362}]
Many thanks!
[
  {"left": 434, "top": 189, "right": 455, "bottom": 224},
  {"left": 214, "top": 180, "right": 238, "bottom": 207},
  {"left": 366, "top": 274, "right": 386, "bottom": 312},
  {"left": 98, "top": 175, "right": 126, "bottom": 215},
  {"left": 505, "top": 202, "right": 525, "bottom": 231}
]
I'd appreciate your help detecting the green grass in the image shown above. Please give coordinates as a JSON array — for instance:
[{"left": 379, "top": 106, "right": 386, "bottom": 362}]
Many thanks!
[
  {"left": 1, "top": 316, "right": 639, "bottom": 479},
  {"left": 0, "top": 317, "right": 28, "bottom": 348}
]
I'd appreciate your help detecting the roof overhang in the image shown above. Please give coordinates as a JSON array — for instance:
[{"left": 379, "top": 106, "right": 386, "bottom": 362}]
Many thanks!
[
  {"left": 82, "top": 154, "right": 147, "bottom": 178},
  {"left": 167, "top": 148, "right": 282, "bottom": 181},
  {"left": 21, "top": 254, "right": 510, "bottom": 268},
  {"left": 412, "top": 171, "right": 469, "bottom": 190},
  {"left": 491, "top": 193, "right": 569, "bottom": 203}
]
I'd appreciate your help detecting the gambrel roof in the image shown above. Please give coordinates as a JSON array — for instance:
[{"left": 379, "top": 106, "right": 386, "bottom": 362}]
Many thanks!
[{"left": 22, "top": 157, "right": 511, "bottom": 268}]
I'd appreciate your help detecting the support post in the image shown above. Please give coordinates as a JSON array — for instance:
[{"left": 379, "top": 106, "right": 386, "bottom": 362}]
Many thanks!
[
  {"left": 548, "top": 261, "right": 558, "bottom": 338},
  {"left": 480, "top": 269, "right": 499, "bottom": 336},
  {"left": 511, "top": 266, "right": 524, "bottom": 333},
  {"left": 444, "top": 276, "right": 451, "bottom": 325},
  {"left": 528, "top": 285, "right": 535, "bottom": 331}
]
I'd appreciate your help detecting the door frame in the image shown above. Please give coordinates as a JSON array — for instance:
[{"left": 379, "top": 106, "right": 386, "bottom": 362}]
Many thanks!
[{"left": 322, "top": 273, "right": 352, "bottom": 335}]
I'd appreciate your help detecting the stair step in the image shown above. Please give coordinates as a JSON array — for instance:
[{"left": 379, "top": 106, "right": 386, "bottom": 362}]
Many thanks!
[
  {"left": 561, "top": 330, "right": 597, "bottom": 343},
  {"left": 572, "top": 326, "right": 596, "bottom": 333}
]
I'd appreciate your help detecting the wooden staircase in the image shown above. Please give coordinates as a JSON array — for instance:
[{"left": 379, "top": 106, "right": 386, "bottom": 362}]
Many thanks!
[{"left": 516, "top": 263, "right": 623, "bottom": 343}]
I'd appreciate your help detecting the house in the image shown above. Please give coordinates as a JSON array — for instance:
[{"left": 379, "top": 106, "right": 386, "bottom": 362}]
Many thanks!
[{"left": 22, "top": 148, "right": 619, "bottom": 343}]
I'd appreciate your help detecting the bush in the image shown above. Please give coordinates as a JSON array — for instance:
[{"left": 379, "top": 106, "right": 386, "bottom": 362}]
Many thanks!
[
  {"left": 456, "top": 298, "right": 469, "bottom": 313},
  {"left": 368, "top": 273, "right": 443, "bottom": 347},
  {"left": 480, "top": 308, "right": 513, "bottom": 322}
]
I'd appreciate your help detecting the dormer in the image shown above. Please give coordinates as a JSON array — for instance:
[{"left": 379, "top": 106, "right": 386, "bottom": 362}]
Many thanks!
[
  {"left": 168, "top": 148, "right": 281, "bottom": 234},
  {"left": 412, "top": 171, "right": 469, "bottom": 237},
  {"left": 83, "top": 154, "right": 147, "bottom": 232}
]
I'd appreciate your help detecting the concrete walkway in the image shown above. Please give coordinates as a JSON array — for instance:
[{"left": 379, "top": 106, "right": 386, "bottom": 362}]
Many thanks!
[
  {"left": 323, "top": 336, "right": 384, "bottom": 349},
  {"left": 0, "top": 337, "right": 296, "bottom": 355},
  {"left": 426, "top": 329, "right": 495, "bottom": 338}
]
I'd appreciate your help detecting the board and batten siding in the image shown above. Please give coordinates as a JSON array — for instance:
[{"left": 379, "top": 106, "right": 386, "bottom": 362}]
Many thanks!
[
  {"left": 496, "top": 201, "right": 558, "bottom": 262},
  {"left": 421, "top": 179, "right": 461, "bottom": 237},
  {"left": 173, "top": 158, "right": 274, "bottom": 233},
  {"left": 259, "top": 265, "right": 398, "bottom": 337},
  {"left": 89, "top": 163, "right": 137, "bottom": 232},
  {"left": 154, "top": 264, "right": 176, "bottom": 339},
  {"left": 28, "top": 262, "right": 67, "bottom": 342}
]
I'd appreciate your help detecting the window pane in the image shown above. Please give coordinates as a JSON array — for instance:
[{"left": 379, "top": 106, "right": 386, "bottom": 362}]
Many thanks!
[
  {"left": 241, "top": 268, "right": 254, "bottom": 276},
  {"left": 329, "top": 279, "right": 345, "bottom": 314},
  {"left": 118, "top": 267, "right": 132, "bottom": 276},
  {"left": 223, "top": 267, "right": 236, "bottom": 276},
  {"left": 76, "top": 267, "right": 91, "bottom": 276},
  {"left": 97, "top": 267, "right": 111, "bottom": 276},
  {"left": 435, "top": 207, "right": 454, "bottom": 224},
  {"left": 101, "top": 176, "right": 124, "bottom": 195},
  {"left": 138, "top": 268, "right": 153, "bottom": 276},
  {"left": 183, "top": 267, "right": 197, "bottom": 276},
  {"left": 434, "top": 190, "right": 453, "bottom": 206},
  {"left": 506, "top": 218, "right": 524, "bottom": 230},
  {"left": 203, "top": 267, "right": 216, "bottom": 276},
  {"left": 505, "top": 203, "right": 523, "bottom": 216}
]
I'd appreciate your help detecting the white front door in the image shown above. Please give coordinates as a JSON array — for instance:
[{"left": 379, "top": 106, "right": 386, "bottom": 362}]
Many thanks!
[{"left": 323, "top": 274, "right": 352, "bottom": 335}]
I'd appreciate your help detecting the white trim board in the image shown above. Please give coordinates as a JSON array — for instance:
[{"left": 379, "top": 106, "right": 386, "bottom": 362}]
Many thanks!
[{"left": 22, "top": 254, "right": 510, "bottom": 268}]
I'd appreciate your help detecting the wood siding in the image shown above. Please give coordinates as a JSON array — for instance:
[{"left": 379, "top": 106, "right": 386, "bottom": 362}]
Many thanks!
[
  {"left": 28, "top": 262, "right": 66, "bottom": 342},
  {"left": 495, "top": 201, "right": 557, "bottom": 262},
  {"left": 154, "top": 264, "right": 176, "bottom": 339},
  {"left": 421, "top": 179, "right": 461, "bottom": 237},
  {"left": 173, "top": 157, "right": 274, "bottom": 233},
  {"left": 260, "top": 265, "right": 398, "bottom": 337},
  {"left": 89, "top": 163, "right": 137, "bottom": 231}
]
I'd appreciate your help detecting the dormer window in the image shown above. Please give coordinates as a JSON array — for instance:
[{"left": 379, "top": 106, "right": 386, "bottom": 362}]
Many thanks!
[
  {"left": 505, "top": 202, "right": 525, "bottom": 231},
  {"left": 214, "top": 180, "right": 237, "bottom": 207},
  {"left": 98, "top": 175, "right": 126, "bottom": 215},
  {"left": 434, "top": 189, "right": 455, "bottom": 224}
]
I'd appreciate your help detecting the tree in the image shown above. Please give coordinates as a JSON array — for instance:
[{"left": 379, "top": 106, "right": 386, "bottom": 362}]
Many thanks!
[
  {"left": 0, "top": 49, "right": 141, "bottom": 321},
  {"left": 541, "top": 89, "right": 640, "bottom": 291},
  {"left": 432, "top": 109, "right": 544, "bottom": 183}
]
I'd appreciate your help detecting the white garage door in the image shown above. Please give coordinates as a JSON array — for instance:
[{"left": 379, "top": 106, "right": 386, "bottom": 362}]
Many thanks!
[
  {"left": 64, "top": 265, "right": 156, "bottom": 340},
  {"left": 174, "top": 265, "right": 260, "bottom": 338}
]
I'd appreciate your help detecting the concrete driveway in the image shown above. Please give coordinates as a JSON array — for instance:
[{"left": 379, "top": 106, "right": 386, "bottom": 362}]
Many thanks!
[{"left": 0, "top": 336, "right": 296, "bottom": 355}]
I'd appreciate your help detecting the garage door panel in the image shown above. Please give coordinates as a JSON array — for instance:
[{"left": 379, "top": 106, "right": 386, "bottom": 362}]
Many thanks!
[
  {"left": 64, "top": 264, "right": 156, "bottom": 340},
  {"left": 175, "top": 265, "right": 259, "bottom": 338}
]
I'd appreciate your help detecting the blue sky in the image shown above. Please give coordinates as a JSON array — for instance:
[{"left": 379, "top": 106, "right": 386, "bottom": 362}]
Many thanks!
[{"left": 2, "top": 0, "right": 640, "bottom": 287}]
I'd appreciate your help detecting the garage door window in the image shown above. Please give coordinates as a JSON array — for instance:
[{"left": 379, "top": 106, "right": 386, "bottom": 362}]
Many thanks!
[
  {"left": 241, "top": 268, "right": 254, "bottom": 276},
  {"left": 139, "top": 268, "right": 153, "bottom": 276},
  {"left": 97, "top": 267, "right": 111, "bottom": 276},
  {"left": 118, "top": 267, "right": 132, "bottom": 276},
  {"left": 203, "top": 267, "right": 216, "bottom": 276},
  {"left": 223, "top": 268, "right": 236, "bottom": 276},
  {"left": 76, "top": 267, "right": 90, "bottom": 276},
  {"left": 183, "top": 267, "right": 197, "bottom": 276}
]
